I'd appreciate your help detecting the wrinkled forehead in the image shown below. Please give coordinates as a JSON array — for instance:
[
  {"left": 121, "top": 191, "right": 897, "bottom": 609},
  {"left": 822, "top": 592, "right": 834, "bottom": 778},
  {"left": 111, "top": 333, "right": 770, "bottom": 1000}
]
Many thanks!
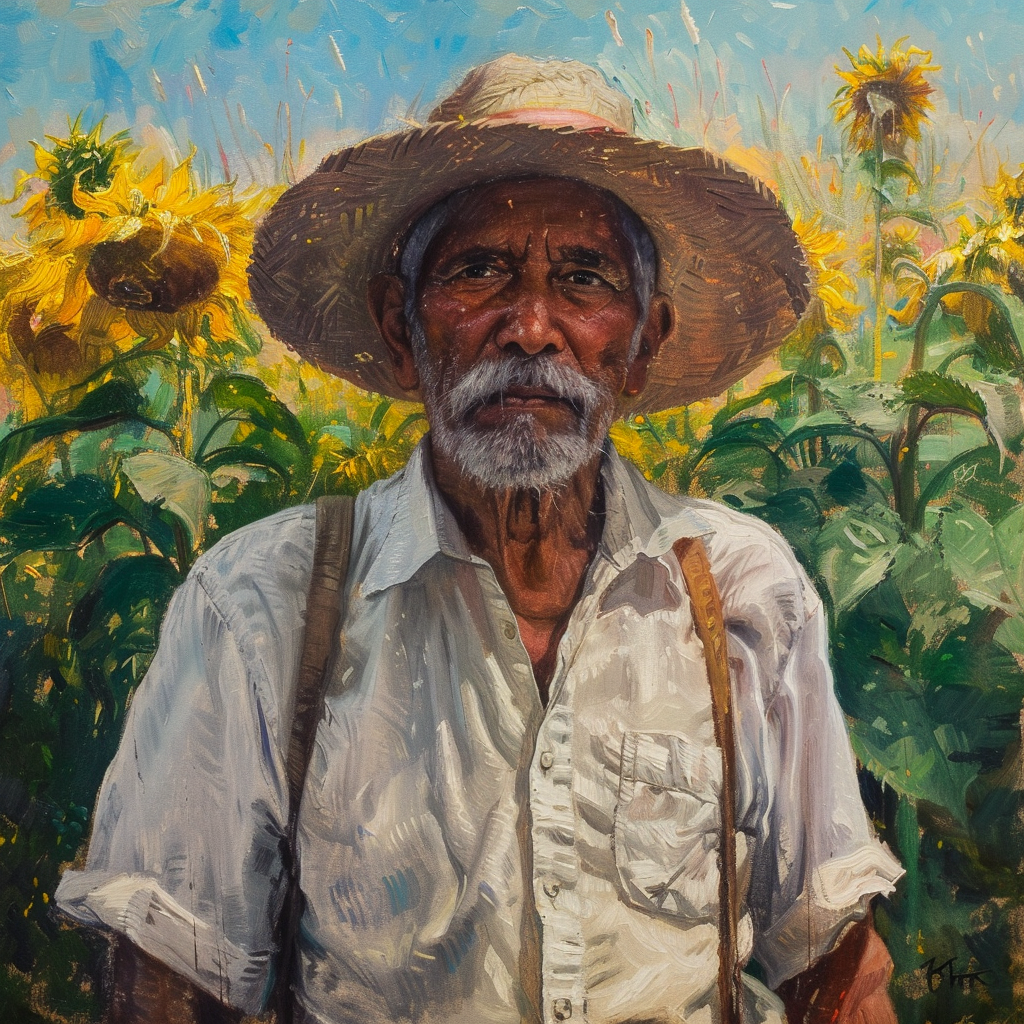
[{"left": 398, "top": 175, "right": 654, "bottom": 288}]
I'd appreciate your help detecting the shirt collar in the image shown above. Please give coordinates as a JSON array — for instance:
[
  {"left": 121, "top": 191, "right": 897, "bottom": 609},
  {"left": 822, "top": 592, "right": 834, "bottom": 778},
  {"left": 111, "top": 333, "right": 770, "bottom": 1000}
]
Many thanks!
[{"left": 360, "top": 436, "right": 712, "bottom": 597}]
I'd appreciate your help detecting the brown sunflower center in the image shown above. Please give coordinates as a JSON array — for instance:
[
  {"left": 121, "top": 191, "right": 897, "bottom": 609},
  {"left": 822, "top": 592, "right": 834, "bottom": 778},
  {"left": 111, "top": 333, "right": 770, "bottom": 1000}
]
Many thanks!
[{"left": 86, "top": 226, "right": 220, "bottom": 313}]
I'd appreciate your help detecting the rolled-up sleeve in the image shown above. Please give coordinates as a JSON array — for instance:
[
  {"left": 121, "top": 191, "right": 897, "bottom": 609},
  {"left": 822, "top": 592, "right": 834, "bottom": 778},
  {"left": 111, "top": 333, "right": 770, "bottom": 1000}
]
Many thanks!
[
  {"left": 55, "top": 564, "right": 294, "bottom": 1012},
  {"left": 749, "top": 576, "right": 904, "bottom": 989}
]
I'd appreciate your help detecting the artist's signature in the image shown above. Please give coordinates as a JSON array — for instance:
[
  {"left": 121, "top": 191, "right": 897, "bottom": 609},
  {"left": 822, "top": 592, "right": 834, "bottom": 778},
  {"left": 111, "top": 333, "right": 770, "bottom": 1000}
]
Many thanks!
[{"left": 920, "top": 956, "right": 992, "bottom": 993}]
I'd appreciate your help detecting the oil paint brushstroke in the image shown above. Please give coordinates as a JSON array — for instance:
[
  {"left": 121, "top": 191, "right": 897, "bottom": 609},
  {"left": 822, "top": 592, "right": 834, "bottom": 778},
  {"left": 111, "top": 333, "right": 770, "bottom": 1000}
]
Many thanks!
[{"left": 0, "top": 3, "right": 1023, "bottom": 1023}]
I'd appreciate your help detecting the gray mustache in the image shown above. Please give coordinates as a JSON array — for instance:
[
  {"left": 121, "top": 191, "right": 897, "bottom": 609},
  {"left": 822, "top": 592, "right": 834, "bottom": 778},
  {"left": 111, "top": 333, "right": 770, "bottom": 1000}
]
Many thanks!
[{"left": 445, "top": 358, "right": 608, "bottom": 423}]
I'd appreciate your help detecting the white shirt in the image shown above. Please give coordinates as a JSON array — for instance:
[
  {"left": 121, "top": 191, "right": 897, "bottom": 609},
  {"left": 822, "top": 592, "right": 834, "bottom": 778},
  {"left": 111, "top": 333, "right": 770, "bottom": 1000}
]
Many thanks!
[{"left": 56, "top": 440, "right": 902, "bottom": 1024}]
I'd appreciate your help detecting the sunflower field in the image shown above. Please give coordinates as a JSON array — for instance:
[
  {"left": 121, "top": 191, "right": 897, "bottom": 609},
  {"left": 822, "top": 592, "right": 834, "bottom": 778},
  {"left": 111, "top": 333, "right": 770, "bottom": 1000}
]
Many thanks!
[{"left": 3, "top": 38, "right": 1024, "bottom": 1024}]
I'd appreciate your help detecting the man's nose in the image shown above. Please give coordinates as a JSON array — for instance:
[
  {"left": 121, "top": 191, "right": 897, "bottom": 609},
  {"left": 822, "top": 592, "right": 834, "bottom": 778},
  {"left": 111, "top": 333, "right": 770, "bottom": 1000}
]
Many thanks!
[{"left": 495, "top": 284, "right": 565, "bottom": 356}]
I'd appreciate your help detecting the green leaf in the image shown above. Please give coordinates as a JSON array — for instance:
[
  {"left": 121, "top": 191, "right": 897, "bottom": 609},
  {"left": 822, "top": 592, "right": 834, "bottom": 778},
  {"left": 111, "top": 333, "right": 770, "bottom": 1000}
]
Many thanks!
[
  {"left": 0, "top": 379, "right": 148, "bottom": 474},
  {"left": 781, "top": 417, "right": 892, "bottom": 468},
  {"left": 199, "top": 374, "right": 308, "bottom": 453},
  {"left": 203, "top": 445, "right": 293, "bottom": 487},
  {"left": 120, "top": 451, "right": 212, "bottom": 547},
  {"left": 881, "top": 208, "right": 944, "bottom": 233},
  {"left": 710, "top": 374, "right": 808, "bottom": 433},
  {"left": 0, "top": 475, "right": 173, "bottom": 560},
  {"left": 815, "top": 503, "right": 904, "bottom": 615},
  {"left": 994, "top": 504, "right": 1024, "bottom": 619},
  {"left": 820, "top": 381, "right": 904, "bottom": 435},
  {"left": 368, "top": 398, "right": 392, "bottom": 435},
  {"left": 936, "top": 501, "right": 1010, "bottom": 609},
  {"left": 69, "top": 554, "right": 180, "bottom": 707},
  {"left": 702, "top": 416, "right": 788, "bottom": 449},
  {"left": 879, "top": 156, "right": 923, "bottom": 190},
  {"left": 898, "top": 371, "right": 988, "bottom": 418},
  {"left": 849, "top": 721, "right": 977, "bottom": 825}
]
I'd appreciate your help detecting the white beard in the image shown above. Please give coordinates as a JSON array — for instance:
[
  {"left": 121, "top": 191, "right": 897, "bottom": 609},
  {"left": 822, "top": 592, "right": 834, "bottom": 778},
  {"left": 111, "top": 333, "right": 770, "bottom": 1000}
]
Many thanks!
[{"left": 414, "top": 327, "right": 616, "bottom": 492}]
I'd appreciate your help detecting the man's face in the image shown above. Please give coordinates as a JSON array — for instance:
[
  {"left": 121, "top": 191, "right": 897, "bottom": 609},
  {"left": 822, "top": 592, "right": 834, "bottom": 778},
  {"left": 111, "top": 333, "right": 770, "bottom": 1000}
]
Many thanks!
[{"left": 408, "top": 177, "right": 655, "bottom": 491}]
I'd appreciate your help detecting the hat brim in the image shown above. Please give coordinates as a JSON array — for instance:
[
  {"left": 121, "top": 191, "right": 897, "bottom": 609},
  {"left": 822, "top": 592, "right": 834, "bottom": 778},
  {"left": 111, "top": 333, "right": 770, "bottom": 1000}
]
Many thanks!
[{"left": 248, "top": 121, "right": 810, "bottom": 410}]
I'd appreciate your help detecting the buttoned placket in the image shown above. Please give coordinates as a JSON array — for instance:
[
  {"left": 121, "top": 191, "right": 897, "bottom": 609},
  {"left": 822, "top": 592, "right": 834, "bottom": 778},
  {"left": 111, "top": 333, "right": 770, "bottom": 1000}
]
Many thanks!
[{"left": 487, "top": 552, "right": 614, "bottom": 1024}]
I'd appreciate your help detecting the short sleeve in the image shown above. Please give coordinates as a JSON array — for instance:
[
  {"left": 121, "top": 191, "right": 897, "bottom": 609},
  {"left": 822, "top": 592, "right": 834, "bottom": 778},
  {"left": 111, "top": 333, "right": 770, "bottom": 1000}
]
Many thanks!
[
  {"left": 54, "top": 571, "right": 292, "bottom": 1013},
  {"left": 748, "top": 575, "right": 904, "bottom": 989}
]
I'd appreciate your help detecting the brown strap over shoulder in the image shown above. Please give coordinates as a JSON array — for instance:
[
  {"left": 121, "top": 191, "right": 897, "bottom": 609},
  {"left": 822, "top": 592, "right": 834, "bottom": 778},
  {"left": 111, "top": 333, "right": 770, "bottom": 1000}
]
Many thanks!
[
  {"left": 674, "top": 536, "right": 743, "bottom": 1024},
  {"left": 275, "top": 494, "right": 356, "bottom": 1024}
]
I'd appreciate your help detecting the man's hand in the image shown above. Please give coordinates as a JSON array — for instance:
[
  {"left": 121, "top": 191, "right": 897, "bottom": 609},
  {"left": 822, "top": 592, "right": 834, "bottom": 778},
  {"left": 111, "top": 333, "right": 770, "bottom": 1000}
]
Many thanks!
[
  {"left": 775, "top": 917, "right": 897, "bottom": 1024},
  {"left": 108, "top": 937, "right": 246, "bottom": 1024}
]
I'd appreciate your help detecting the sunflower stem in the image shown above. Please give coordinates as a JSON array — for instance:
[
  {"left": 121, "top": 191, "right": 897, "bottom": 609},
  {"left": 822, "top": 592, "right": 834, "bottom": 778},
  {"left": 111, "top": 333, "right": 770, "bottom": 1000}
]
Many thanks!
[{"left": 872, "top": 117, "right": 886, "bottom": 380}]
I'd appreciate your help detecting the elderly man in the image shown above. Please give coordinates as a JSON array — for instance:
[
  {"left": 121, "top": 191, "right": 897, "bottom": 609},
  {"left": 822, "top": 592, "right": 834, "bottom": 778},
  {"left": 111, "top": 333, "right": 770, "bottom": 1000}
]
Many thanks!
[{"left": 56, "top": 55, "right": 903, "bottom": 1024}]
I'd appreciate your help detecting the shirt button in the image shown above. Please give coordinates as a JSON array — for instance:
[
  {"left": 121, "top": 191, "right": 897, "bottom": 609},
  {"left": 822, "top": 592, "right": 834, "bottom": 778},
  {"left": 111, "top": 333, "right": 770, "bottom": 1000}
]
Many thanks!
[
  {"left": 502, "top": 620, "right": 517, "bottom": 640},
  {"left": 543, "top": 879, "right": 561, "bottom": 898},
  {"left": 552, "top": 997, "right": 573, "bottom": 1020},
  {"left": 539, "top": 750, "right": 554, "bottom": 770}
]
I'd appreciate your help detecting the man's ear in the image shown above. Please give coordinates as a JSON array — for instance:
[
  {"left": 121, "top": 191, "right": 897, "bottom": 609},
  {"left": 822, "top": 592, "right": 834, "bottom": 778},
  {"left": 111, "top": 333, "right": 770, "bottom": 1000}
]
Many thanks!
[
  {"left": 368, "top": 273, "right": 420, "bottom": 392},
  {"left": 624, "top": 292, "right": 673, "bottom": 397}
]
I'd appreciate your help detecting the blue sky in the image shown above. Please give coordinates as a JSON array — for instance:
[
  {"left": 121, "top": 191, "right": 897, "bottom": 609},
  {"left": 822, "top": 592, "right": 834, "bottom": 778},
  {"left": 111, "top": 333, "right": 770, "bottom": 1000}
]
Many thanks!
[{"left": 1, "top": 0, "right": 1022, "bottom": 191}]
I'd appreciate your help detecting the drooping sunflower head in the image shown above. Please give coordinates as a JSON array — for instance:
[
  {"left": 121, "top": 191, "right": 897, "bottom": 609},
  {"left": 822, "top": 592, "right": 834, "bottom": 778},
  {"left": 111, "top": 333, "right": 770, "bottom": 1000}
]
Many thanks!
[
  {"left": 1, "top": 119, "right": 280, "bottom": 393},
  {"left": 833, "top": 37, "right": 939, "bottom": 154}
]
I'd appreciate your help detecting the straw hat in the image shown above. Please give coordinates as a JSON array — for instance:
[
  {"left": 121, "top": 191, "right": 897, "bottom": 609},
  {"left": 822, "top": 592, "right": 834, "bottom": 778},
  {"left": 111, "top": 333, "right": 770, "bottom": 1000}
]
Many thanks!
[{"left": 248, "top": 54, "right": 810, "bottom": 410}]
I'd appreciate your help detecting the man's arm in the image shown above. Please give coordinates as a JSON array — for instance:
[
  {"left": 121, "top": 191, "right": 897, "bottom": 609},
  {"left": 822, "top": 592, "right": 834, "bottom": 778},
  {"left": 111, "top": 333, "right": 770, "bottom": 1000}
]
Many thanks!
[
  {"left": 107, "top": 938, "right": 245, "bottom": 1024},
  {"left": 776, "top": 916, "right": 897, "bottom": 1024}
]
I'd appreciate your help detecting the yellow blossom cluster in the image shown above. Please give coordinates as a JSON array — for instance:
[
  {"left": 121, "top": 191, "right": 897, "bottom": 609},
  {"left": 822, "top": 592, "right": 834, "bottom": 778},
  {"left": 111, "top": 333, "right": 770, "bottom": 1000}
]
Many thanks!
[{"left": 0, "top": 124, "right": 279, "bottom": 414}]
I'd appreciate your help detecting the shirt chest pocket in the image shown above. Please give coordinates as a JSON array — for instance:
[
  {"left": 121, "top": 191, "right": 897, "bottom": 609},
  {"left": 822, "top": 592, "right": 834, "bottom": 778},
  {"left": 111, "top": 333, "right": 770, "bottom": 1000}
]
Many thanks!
[{"left": 613, "top": 730, "right": 723, "bottom": 922}]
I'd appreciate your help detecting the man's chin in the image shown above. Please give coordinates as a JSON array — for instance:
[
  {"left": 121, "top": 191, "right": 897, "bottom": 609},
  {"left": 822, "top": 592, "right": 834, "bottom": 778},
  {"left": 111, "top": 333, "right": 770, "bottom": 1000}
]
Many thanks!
[{"left": 432, "top": 418, "right": 604, "bottom": 492}]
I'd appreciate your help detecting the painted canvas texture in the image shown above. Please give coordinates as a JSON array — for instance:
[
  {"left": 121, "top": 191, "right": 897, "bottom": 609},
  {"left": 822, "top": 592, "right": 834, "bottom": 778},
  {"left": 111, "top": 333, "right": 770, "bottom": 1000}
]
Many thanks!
[{"left": 1, "top": 1, "right": 1024, "bottom": 1022}]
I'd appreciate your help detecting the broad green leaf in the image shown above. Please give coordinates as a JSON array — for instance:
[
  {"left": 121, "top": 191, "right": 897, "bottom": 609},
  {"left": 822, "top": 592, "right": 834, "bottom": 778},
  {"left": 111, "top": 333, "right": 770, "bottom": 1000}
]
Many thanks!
[
  {"left": 915, "top": 444, "right": 1004, "bottom": 515},
  {"left": 898, "top": 371, "right": 988, "bottom": 418},
  {"left": 203, "top": 445, "right": 292, "bottom": 487},
  {"left": 199, "top": 427, "right": 307, "bottom": 491},
  {"left": 710, "top": 374, "right": 808, "bottom": 432},
  {"left": 121, "top": 451, "right": 212, "bottom": 546},
  {"left": 0, "top": 475, "right": 174, "bottom": 560},
  {"left": 994, "top": 504, "right": 1024, "bottom": 617},
  {"left": 0, "top": 379, "right": 149, "bottom": 474},
  {"left": 700, "top": 416, "right": 788, "bottom": 449},
  {"left": 820, "top": 381, "right": 904, "bottom": 434},
  {"left": 879, "top": 156, "right": 923, "bottom": 190},
  {"left": 781, "top": 418, "right": 891, "bottom": 465},
  {"left": 815, "top": 503, "right": 904, "bottom": 615},
  {"left": 199, "top": 374, "right": 308, "bottom": 453},
  {"left": 936, "top": 501, "right": 1010, "bottom": 609},
  {"left": 850, "top": 723, "right": 977, "bottom": 825},
  {"left": 69, "top": 554, "right": 180, "bottom": 708}
]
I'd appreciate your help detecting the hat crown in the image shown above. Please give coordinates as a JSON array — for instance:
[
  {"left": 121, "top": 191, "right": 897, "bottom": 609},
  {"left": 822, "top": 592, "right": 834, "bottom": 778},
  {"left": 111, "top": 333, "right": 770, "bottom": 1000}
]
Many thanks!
[{"left": 428, "top": 54, "right": 635, "bottom": 132}]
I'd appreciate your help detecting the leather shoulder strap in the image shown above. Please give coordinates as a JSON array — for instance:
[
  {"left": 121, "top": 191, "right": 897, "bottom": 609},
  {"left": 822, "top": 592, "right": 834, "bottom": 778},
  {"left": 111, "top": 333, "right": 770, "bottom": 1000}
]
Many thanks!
[
  {"left": 276, "top": 494, "right": 356, "bottom": 1022},
  {"left": 287, "top": 495, "right": 357, "bottom": 811},
  {"left": 673, "top": 535, "right": 743, "bottom": 1024}
]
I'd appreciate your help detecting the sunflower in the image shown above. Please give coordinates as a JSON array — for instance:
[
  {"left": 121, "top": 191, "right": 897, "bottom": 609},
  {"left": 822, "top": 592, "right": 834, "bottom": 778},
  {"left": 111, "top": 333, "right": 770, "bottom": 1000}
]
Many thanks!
[
  {"left": 0, "top": 120, "right": 280, "bottom": 402},
  {"left": 934, "top": 213, "right": 1024, "bottom": 333},
  {"left": 833, "top": 37, "right": 939, "bottom": 155},
  {"left": 791, "top": 211, "right": 861, "bottom": 330},
  {"left": 986, "top": 163, "right": 1024, "bottom": 228}
]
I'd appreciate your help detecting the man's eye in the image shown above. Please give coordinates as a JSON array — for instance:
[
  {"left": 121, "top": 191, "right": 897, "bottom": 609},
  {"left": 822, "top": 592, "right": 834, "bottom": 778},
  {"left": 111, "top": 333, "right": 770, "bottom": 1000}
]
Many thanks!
[
  {"left": 564, "top": 269, "right": 610, "bottom": 287},
  {"left": 453, "top": 263, "right": 501, "bottom": 280}
]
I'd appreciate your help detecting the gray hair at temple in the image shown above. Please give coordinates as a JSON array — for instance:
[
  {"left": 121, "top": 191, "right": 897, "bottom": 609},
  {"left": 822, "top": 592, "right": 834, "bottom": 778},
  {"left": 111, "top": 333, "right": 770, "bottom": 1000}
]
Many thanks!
[{"left": 397, "top": 180, "right": 658, "bottom": 360}]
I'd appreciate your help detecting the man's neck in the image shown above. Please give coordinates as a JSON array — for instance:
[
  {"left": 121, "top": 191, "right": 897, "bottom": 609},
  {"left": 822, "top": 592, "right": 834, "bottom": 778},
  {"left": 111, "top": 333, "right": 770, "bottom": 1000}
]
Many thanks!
[{"left": 430, "top": 439, "right": 605, "bottom": 700}]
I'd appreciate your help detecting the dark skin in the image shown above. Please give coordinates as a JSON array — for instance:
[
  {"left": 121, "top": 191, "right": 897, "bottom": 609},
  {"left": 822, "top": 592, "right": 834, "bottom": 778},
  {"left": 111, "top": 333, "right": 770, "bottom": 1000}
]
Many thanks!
[
  {"left": 109, "top": 177, "right": 896, "bottom": 1023},
  {"left": 373, "top": 178, "right": 669, "bottom": 698}
]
